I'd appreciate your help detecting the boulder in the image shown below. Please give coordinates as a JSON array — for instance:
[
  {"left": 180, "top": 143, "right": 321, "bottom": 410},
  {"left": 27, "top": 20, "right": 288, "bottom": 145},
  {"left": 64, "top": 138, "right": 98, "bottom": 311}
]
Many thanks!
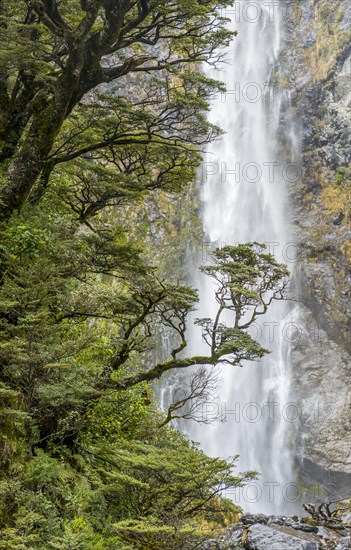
[
  {"left": 336, "top": 537, "right": 351, "bottom": 550},
  {"left": 242, "top": 514, "right": 269, "bottom": 526},
  {"left": 246, "top": 523, "right": 319, "bottom": 550}
]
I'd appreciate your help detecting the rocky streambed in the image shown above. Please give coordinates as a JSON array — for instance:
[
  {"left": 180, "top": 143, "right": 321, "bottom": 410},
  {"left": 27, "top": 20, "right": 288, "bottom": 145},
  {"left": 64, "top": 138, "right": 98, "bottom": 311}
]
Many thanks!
[{"left": 201, "top": 512, "right": 351, "bottom": 550}]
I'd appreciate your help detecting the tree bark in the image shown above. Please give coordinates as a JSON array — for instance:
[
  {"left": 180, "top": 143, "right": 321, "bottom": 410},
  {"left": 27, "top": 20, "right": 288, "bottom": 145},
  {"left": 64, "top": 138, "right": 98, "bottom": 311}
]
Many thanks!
[
  {"left": 0, "top": 66, "right": 82, "bottom": 220},
  {"left": 1, "top": 108, "right": 63, "bottom": 220}
]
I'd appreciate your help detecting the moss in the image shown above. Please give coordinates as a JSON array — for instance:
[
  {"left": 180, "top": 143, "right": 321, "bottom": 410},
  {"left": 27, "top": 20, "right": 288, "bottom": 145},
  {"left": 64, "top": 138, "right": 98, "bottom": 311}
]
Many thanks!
[
  {"left": 335, "top": 166, "right": 350, "bottom": 186},
  {"left": 194, "top": 496, "right": 242, "bottom": 534},
  {"left": 303, "top": 517, "right": 318, "bottom": 526}
]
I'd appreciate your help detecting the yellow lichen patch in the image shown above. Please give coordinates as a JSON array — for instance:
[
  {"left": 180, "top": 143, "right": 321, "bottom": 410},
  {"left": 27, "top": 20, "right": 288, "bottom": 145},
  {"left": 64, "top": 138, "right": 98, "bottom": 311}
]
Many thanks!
[
  {"left": 302, "top": 517, "right": 318, "bottom": 526},
  {"left": 322, "top": 185, "right": 351, "bottom": 224},
  {"left": 303, "top": 192, "right": 315, "bottom": 205},
  {"left": 296, "top": 0, "right": 351, "bottom": 82},
  {"left": 341, "top": 241, "right": 351, "bottom": 266}
]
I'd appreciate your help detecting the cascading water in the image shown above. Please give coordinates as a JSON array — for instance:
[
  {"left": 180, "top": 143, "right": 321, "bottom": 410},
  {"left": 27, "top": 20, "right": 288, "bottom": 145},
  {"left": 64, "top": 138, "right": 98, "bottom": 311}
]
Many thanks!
[{"left": 186, "top": 0, "right": 300, "bottom": 514}]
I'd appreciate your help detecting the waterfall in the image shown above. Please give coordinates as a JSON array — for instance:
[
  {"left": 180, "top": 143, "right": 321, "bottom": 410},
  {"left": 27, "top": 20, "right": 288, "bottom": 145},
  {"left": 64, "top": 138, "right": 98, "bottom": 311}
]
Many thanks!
[{"left": 186, "top": 0, "right": 300, "bottom": 514}]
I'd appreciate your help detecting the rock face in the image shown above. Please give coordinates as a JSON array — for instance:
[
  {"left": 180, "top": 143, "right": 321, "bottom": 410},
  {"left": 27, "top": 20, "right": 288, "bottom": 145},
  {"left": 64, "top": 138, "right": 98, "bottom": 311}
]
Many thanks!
[
  {"left": 246, "top": 524, "right": 318, "bottom": 550},
  {"left": 279, "top": 0, "right": 351, "bottom": 494}
]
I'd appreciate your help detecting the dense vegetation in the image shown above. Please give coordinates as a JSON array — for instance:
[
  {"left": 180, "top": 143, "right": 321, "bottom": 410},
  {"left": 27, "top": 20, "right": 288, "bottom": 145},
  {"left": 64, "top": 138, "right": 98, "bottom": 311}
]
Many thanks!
[{"left": 0, "top": 1, "right": 289, "bottom": 547}]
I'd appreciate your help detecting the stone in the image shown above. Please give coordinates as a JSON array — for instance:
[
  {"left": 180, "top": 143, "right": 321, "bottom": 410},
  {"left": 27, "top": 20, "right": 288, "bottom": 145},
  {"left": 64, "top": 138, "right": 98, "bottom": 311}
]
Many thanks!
[
  {"left": 242, "top": 514, "right": 268, "bottom": 526},
  {"left": 284, "top": 520, "right": 318, "bottom": 533},
  {"left": 246, "top": 524, "right": 319, "bottom": 550},
  {"left": 336, "top": 537, "right": 351, "bottom": 550},
  {"left": 198, "top": 526, "right": 244, "bottom": 550}
]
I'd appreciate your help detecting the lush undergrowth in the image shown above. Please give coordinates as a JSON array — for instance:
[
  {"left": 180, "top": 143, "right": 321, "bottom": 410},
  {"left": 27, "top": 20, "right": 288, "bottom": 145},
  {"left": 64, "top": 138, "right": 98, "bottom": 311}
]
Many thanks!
[{"left": 0, "top": 196, "right": 249, "bottom": 549}]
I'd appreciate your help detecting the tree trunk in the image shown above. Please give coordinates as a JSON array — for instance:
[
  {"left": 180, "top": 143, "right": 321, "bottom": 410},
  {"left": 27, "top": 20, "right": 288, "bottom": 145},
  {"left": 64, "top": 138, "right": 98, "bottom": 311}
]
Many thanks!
[{"left": 0, "top": 89, "right": 71, "bottom": 221}]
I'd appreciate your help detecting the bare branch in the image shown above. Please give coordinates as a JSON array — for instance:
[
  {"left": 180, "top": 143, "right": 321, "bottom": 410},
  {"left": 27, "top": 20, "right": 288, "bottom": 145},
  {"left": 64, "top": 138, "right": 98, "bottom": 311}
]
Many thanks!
[{"left": 158, "top": 367, "right": 220, "bottom": 427}]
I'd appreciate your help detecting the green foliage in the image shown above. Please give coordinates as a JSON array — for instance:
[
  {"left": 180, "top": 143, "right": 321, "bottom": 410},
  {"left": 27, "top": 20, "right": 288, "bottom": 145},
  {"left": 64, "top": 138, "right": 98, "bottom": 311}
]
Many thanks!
[
  {"left": 0, "top": 384, "right": 27, "bottom": 471},
  {"left": 0, "top": 0, "right": 234, "bottom": 220},
  {"left": 335, "top": 165, "right": 351, "bottom": 187},
  {"left": 0, "top": 2, "right": 291, "bottom": 546},
  {"left": 196, "top": 243, "right": 289, "bottom": 363},
  {"left": 0, "top": 386, "right": 246, "bottom": 549},
  {"left": 0, "top": 181, "right": 289, "bottom": 545},
  {"left": 0, "top": 188, "right": 288, "bottom": 546}
]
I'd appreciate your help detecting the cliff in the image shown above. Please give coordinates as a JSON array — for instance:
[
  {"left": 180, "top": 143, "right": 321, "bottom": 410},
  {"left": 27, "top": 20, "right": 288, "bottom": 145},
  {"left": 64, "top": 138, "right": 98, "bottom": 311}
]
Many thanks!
[{"left": 281, "top": 0, "right": 351, "bottom": 496}]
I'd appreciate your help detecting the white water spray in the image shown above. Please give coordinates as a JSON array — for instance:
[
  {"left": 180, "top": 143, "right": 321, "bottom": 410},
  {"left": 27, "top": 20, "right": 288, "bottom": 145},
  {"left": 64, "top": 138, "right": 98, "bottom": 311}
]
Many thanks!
[{"left": 186, "top": 1, "right": 299, "bottom": 514}]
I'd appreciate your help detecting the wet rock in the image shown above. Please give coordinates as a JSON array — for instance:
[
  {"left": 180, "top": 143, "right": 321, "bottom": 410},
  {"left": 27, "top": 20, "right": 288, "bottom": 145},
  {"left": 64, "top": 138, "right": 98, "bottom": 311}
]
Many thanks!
[
  {"left": 336, "top": 537, "right": 351, "bottom": 550},
  {"left": 200, "top": 510, "right": 351, "bottom": 549},
  {"left": 316, "top": 525, "right": 346, "bottom": 541},
  {"left": 199, "top": 525, "right": 243, "bottom": 549},
  {"left": 267, "top": 515, "right": 285, "bottom": 526},
  {"left": 290, "top": 306, "right": 351, "bottom": 494},
  {"left": 283, "top": 519, "right": 319, "bottom": 533},
  {"left": 242, "top": 514, "right": 268, "bottom": 526},
  {"left": 279, "top": 0, "right": 351, "bottom": 488},
  {"left": 246, "top": 523, "right": 319, "bottom": 550}
]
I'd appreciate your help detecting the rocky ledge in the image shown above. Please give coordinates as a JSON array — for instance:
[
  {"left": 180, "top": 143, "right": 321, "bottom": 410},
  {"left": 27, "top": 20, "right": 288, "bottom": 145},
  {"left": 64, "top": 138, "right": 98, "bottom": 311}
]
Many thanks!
[{"left": 201, "top": 511, "right": 351, "bottom": 550}]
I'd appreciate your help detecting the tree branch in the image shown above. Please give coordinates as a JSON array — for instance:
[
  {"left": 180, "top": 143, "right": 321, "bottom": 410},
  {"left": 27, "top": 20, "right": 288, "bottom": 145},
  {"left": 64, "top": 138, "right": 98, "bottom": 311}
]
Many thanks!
[
  {"left": 26, "top": 0, "right": 71, "bottom": 36},
  {"left": 115, "top": 356, "right": 214, "bottom": 390}
]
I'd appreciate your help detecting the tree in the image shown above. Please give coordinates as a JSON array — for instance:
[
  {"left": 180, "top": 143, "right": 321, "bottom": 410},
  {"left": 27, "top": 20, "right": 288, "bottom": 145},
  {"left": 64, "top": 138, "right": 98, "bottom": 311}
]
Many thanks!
[
  {"left": 0, "top": 194, "right": 289, "bottom": 452},
  {"left": 198, "top": 243, "right": 290, "bottom": 342},
  {"left": 0, "top": 395, "right": 248, "bottom": 549},
  {"left": 0, "top": 0, "right": 234, "bottom": 221},
  {"left": 0, "top": 2, "right": 292, "bottom": 545},
  {"left": 0, "top": 169, "right": 289, "bottom": 550},
  {"left": 105, "top": 243, "right": 289, "bottom": 391}
]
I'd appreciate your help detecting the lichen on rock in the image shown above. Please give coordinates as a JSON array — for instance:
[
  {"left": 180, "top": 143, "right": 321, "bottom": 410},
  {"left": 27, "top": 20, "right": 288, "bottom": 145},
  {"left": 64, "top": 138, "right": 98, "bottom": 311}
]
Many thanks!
[{"left": 277, "top": 0, "right": 351, "bottom": 493}]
